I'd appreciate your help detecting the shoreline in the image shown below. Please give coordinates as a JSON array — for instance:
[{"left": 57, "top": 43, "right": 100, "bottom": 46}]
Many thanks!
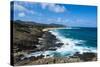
[
  {"left": 13, "top": 29, "right": 97, "bottom": 65},
  {"left": 14, "top": 30, "right": 97, "bottom": 66},
  {"left": 42, "top": 27, "right": 66, "bottom": 31},
  {"left": 14, "top": 52, "right": 97, "bottom": 66},
  {"left": 12, "top": 21, "right": 97, "bottom": 66}
]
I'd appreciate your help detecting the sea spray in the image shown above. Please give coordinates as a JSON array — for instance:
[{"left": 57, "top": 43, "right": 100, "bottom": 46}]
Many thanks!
[
  {"left": 25, "top": 28, "right": 97, "bottom": 58},
  {"left": 49, "top": 28, "right": 97, "bottom": 56}
]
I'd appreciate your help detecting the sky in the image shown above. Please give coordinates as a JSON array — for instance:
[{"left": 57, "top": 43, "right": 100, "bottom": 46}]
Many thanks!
[{"left": 11, "top": 1, "right": 97, "bottom": 27}]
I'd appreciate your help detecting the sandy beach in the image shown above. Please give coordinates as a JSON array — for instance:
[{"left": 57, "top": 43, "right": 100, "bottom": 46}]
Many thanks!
[{"left": 42, "top": 27, "right": 66, "bottom": 31}]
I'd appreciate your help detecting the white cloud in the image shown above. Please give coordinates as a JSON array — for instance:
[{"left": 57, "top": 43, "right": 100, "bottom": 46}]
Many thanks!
[
  {"left": 14, "top": 2, "right": 35, "bottom": 15},
  {"left": 41, "top": 3, "right": 49, "bottom": 9},
  {"left": 41, "top": 3, "right": 66, "bottom": 13},
  {"left": 47, "top": 17, "right": 69, "bottom": 24},
  {"left": 49, "top": 4, "right": 66, "bottom": 13},
  {"left": 13, "top": 2, "right": 44, "bottom": 19},
  {"left": 14, "top": 3, "right": 27, "bottom": 11},
  {"left": 18, "top": 12, "right": 25, "bottom": 17}
]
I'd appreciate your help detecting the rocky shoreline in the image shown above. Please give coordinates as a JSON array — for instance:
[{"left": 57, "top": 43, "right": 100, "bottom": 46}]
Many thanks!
[
  {"left": 12, "top": 21, "right": 97, "bottom": 66},
  {"left": 14, "top": 52, "right": 97, "bottom": 66},
  {"left": 13, "top": 30, "right": 97, "bottom": 66}
]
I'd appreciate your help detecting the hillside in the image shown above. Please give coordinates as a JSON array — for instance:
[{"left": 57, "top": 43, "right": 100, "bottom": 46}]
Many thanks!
[{"left": 11, "top": 20, "right": 66, "bottom": 65}]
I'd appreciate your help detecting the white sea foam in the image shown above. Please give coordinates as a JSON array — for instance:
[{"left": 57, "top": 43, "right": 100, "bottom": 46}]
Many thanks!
[
  {"left": 63, "top": 27, "right": 80, "bottom": 29},
  {"left": 49, "top": 29, "right": 97, "bottom": 56},
  {"left": 25, "top": 29, "right": 96, "bottom": 58}
]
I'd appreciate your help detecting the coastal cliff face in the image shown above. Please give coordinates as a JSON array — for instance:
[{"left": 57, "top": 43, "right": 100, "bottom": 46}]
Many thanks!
[
  {"left": 12, "top": 20, "right": 65, "bottom": 65},
  {"left": 12, "top": 20, "right": 65, "bottom": 52},
  {"left": 12, "top": 20, "right": 97, "bottom": 66}
]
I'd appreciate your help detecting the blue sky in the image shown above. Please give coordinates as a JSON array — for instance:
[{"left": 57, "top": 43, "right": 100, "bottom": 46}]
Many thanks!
[{"left": 12, "top": 1, "right": 97, "bottom": 27}]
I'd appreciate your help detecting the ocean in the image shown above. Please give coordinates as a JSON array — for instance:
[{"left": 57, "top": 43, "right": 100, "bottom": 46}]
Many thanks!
[{"left": 26, "top": 27, "right": 97, "bottom": 58}]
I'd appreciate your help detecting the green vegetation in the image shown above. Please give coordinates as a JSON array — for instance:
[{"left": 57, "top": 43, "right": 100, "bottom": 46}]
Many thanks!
[
  {"left": 12, "top": 20, "right": 65, "bottom": 65},
  {"left": 12, "top": 20, "right": 65, "bottom": 52},
  {"left": 11, "top": 20, "right": 96, "bottom": 66}
]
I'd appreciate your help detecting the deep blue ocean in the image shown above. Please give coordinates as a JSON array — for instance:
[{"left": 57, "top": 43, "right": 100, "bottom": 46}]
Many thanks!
[
  {"left": 52, "top": 27, "right": 97, "bottom": 48},
  {"left": 26, "top": 27, "right": 97, "bottom": 58}
]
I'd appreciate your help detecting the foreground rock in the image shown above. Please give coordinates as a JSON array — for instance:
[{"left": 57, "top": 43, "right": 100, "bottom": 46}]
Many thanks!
[
  {"left": 14, "top": 52, "right": 97, "bottom": 66},
  {"left": 14, "top": 57, "right": 81, "bottom": 66},
  {"left": 12, "top": 20, "right": 97, "bottom": 66},
  {"left": 73, "top": 52, "right": 97, "bottom": 61},
  {"left": 38, "top": 31, "right": 63, "bottom": 50}
]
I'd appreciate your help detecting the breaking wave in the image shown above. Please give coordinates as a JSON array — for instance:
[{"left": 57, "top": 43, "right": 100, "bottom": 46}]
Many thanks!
[{"left": 25, "top": 28, "right": 97, "bottom": 58}]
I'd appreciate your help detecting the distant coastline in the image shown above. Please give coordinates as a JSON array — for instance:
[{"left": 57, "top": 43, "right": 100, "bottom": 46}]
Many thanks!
[
  {"left": 42, "top": 27, "right": 66, "bottom": 31},
  {"left": 12, "top": 20, "right": 97, "bottom": 66}
]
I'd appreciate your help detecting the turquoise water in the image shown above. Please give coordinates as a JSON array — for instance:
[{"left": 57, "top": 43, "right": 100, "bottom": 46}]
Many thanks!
[
  {"left": 52, "top": 27, "right": 97, "bottom": 48},
  {"left": 26, "top": 27, "right": 97, "bottom": 58},
  {"left": 48, "top": 27, "right": 97, "bottom": 57}
]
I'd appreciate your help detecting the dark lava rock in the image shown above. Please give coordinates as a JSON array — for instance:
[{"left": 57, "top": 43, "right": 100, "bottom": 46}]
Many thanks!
[
  {"left": 73, "top": 52, "right": 81, "bottom": 57},
  {"left": 39, "top": 31, "right": 58, "bottom": 50},
  {"left": 56, "top": 43, "right": 64, "bottom": 47},
  {"left": 73, "top": 52, "right": 97, "bottom": 61},
  {"left": 48, "top": 47, "right": 57, "bottom": 51},
  {"left": 80, "top": 52, "right": 97, "bottom": 61}
]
